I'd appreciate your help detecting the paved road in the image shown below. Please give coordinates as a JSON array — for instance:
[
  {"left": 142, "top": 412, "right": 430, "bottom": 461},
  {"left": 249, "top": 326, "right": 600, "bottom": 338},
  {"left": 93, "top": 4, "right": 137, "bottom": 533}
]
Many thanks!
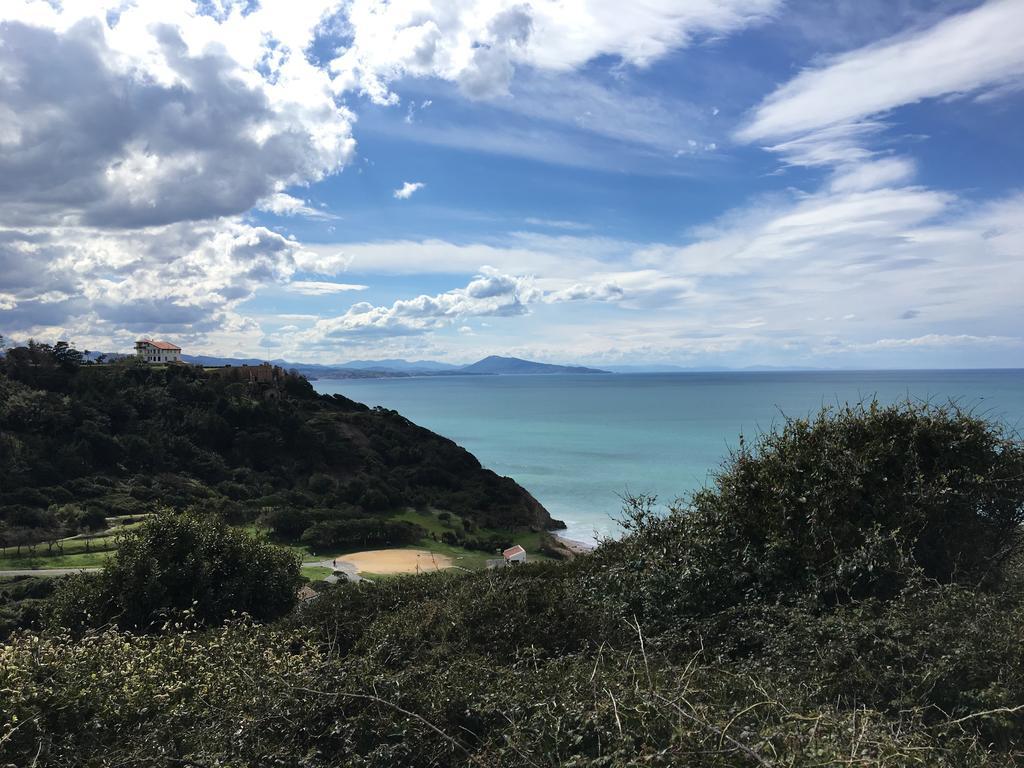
[{"left": 0, "top": 567, "right": 100, "bottom": 578}]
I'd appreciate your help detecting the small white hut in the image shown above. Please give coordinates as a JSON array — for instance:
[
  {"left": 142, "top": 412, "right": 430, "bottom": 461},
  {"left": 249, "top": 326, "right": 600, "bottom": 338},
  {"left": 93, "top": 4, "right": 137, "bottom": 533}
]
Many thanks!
[{"left": 502, "top": 544, "right": 527, "bottom": 564}]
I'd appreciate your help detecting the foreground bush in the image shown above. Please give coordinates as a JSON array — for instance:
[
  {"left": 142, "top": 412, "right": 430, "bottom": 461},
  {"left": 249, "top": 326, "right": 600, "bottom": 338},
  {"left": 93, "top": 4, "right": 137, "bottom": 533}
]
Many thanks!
[
  {"left": 596, "top": 400, "right": 1024, "bottom": 630},
  {"left": 3, "top": 580, "right": 1021, "bottom": 767},
  {"left": 3, "top": 400, "right": 1023, "bottom": 766},
  {"left": 47, "top": 511, "right": 301, "bottom": 632}
]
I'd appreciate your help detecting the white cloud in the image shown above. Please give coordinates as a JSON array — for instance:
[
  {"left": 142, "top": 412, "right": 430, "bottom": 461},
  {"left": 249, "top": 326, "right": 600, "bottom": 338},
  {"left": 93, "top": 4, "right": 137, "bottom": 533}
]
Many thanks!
[
  {"left": 331, "top": 0, "right": 780, "bottom": 104},
  {"left": 0, "top": 1, "right": 356, "bottom": 346},
  {"left": 544, "top": 282, "right": 625, "bottom": 303},
  {"left": 828, "top": 157, "right": 916, "bottom": 193},
  {"left": 297, "top": 232, "right": 634, "bottom": 277},
  {"left": 0, "top": 218, "right": 303, "bottom": 340},
  {"left": 393, "top": 181, "right": 426, "bottom": 199},
  {"left": 298, "top": 266, "right": 635, "bottom": 344},
  {"left": 0, "top": 1, "right": 355, "bottom": 228},
  {"left": 738, "top": 0, "right": 1024, "bottom": 144},
  {"left": 286, "top": 281, "right": 368, "bottom": 295},
  {"left": 850, "top": 334, "right": 1021, "bottom": 351},
  {"left": 302, "top": 269, "right": 533, "bottom": 340},
  {"left": 257, "top": 193, "right": 338, "bottom": 220},
  {"left": 275, "top": 176, "right": 1024, "bottom": 365},
  {"left": 524, "top": 218, "right": 591, "bottom": 231}
]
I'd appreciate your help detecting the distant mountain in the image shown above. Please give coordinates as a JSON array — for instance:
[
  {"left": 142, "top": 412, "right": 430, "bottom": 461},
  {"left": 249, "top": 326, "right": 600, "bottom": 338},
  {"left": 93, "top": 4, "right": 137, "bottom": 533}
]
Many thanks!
[
  {"left": 145, "top": 352, "right": 609, "bottom": 378},
  {"left": 183, "top": 354, "right": 268, "bottom": 367},
  {"left": 459, "top": 355, "right": 610, "bottom": 375}
]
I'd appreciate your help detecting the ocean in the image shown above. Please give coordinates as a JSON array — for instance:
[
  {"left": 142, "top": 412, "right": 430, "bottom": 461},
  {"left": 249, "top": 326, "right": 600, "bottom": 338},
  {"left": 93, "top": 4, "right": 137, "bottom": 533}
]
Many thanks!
[{"left": 313, "top": 370, "right": 1024, "bottom": 543}]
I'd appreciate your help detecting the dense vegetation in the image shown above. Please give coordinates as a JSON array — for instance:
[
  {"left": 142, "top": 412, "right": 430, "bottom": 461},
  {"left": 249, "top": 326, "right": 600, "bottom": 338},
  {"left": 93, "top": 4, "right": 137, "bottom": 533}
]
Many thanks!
[
  {"left": 2, "top": 384, "right": 1023, "bottom": 763},
  {"left": 46, "top": 511, "right": 302, "bottom": 633},
  {"left": 0, "top": 341, "right": 561, "bottom": 557}
]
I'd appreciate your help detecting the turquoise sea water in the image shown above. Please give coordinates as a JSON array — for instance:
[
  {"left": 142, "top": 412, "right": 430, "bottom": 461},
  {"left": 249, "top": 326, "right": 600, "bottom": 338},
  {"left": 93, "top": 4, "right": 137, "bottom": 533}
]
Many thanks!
[{"left": 313, "top": 371, "right": 1024, "bottom": 543}]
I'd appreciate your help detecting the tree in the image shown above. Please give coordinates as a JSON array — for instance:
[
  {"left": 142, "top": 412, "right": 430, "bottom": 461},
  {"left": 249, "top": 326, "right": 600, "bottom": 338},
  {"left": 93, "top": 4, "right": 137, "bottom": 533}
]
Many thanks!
[
  {"left": 263, "top": 507, "right": 312, "bottom": 539},
  {"left": 77, "top": 508, "right": 108, "bottom": 533},
  {"left": 49, "top": 510, "right": 301, "bottom": 632},
  {"left": 52, "top": 341, "right": 85, "bottom": 370}
]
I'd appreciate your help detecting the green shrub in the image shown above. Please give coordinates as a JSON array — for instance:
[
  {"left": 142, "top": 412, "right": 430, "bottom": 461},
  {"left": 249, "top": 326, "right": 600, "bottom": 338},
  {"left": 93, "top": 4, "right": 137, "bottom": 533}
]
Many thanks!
[
  {"left": 47, "top": 510, "right": 301, "bottom": 632},
  {"left": 596, "top": 401, "right": 1024, "bottom": 631}
]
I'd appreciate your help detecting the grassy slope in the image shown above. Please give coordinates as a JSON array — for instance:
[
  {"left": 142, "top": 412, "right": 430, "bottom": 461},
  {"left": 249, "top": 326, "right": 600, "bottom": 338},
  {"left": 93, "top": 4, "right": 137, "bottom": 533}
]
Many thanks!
[
  {"left": 0, "top": 518, "right": 149, "bottom": 570},
  {"left": 2, "top": 509, "right": 556, "bottom": 576}
]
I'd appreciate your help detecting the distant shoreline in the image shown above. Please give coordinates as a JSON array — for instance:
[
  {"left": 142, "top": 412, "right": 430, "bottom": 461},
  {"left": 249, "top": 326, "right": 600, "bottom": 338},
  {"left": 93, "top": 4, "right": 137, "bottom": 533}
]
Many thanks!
[{"left": 553, "top": 534, "right": 596, "bottom": 554}]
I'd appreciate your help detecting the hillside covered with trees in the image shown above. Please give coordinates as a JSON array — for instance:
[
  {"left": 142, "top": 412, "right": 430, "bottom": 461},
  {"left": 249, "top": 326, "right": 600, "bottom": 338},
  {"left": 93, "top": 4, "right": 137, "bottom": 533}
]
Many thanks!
[
  {"left": 2, "top": 399, "right": 1023, "bottom": 765},
  {"left": 0, "top": 341, "right": 561, "bottom": 556}
]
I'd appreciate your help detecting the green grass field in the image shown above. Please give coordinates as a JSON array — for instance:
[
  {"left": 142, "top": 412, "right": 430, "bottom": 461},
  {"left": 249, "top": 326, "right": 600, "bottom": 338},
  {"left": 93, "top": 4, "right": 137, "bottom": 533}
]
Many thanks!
[
  {"left": 0, "top": 516, "right": 150, "bottom": 571},
  {"left": 0, "top": 549, "right": 113, "bottom": 570},
  {"left": 299, "top": 565, "right": 332, "bottom": 581},
  {"left": 3, "top": 509, "right": 556, "bottom": 574}
]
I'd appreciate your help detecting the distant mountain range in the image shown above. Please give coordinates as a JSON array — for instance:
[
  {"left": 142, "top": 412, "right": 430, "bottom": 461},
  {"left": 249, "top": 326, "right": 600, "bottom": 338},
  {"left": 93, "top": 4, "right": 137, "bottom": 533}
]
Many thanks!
[
  {"left": 167, "top": 354, "right": 611, "bottom": 379},
  {"left": 460, "top": 356, "right": 609, "bottom": 375},
  {"left": 89, "top": 351, "right": 821, "bottom": 378}
]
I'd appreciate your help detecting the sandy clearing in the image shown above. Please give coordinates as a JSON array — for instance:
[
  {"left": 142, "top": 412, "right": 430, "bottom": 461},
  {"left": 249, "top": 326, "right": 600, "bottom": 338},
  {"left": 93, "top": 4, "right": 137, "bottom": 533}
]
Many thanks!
[{"left": 337, "top": 548, "right": 454, "bottom": 575}]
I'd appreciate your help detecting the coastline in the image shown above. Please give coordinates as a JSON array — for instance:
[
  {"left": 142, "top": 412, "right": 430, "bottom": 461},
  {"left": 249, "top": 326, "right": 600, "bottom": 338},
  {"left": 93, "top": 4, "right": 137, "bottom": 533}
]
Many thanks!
[{"left": 553, "top": 533, "right": 596, "bottom": 555}]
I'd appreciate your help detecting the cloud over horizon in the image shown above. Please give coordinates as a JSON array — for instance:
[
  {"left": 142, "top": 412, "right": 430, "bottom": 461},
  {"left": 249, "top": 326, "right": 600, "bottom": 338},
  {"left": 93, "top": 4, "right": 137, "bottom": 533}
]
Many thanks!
[{"left": 0, "top": 0, "right": 1022, "bottom": 368}]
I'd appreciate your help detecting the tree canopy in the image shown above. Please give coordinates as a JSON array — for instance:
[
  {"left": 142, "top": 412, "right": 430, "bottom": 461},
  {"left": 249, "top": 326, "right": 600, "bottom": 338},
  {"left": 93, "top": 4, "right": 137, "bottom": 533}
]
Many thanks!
[{"left": 0, "top": 341, "right": 559, "bottom": 555}]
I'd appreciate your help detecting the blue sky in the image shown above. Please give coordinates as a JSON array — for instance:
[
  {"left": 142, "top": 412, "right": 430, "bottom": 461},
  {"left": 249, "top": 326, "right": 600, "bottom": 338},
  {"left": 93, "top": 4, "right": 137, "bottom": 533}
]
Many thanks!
[{"left": 1, "top": 0, "right": 1023, "bottom": 367}]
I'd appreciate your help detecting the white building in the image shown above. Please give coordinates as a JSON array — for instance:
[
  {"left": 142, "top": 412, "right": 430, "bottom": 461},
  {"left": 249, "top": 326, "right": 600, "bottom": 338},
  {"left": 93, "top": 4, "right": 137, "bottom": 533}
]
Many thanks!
[
  {"left": 503, "top": 544, "right": 527, "bottom": 564},
  {"left": 135, "top": 339, "right": 182, "bottom": 363}
]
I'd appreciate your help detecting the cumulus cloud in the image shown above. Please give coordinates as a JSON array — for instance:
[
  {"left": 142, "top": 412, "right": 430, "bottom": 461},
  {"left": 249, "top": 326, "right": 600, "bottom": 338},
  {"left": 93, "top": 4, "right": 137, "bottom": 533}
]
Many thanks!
[
  {"left": 0, "top": 220, "right": 303, "bottom": 341},
  {"left": 331, "top": 0, "right": 780, "bottom": 104},
  {"left": 0, "top": 0, "right": 355, "bottom": 344},
  {"left": 0, "top": 2, "right": 354, "bottom": 228},
  {"left": 544, "top": 282, "right": 625, "bottom": 303},
  {"left": 303, "top": 271, "right": 529, "bottom": 340},
  {"left": 393, "top": 181, "right": 426, "bottom": 200},
  {"left": 299, "top": 267, "right": 633, "bottom": 344}
]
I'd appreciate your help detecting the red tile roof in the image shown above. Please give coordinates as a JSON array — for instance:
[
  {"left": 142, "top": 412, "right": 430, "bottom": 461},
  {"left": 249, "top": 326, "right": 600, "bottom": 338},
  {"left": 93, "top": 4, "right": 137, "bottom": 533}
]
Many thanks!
[
  {"left": 137, "top": 339, "right": 181, "bottom": 350},
  {"left": 503, "top": 544, "right": 526, "bottom": 559}
]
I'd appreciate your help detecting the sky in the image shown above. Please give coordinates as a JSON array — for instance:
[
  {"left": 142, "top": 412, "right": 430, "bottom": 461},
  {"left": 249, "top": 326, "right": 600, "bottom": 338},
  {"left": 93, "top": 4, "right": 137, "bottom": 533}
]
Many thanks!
[{"left": 1, "top": 0, "right": 1023, "bottom": 368}]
